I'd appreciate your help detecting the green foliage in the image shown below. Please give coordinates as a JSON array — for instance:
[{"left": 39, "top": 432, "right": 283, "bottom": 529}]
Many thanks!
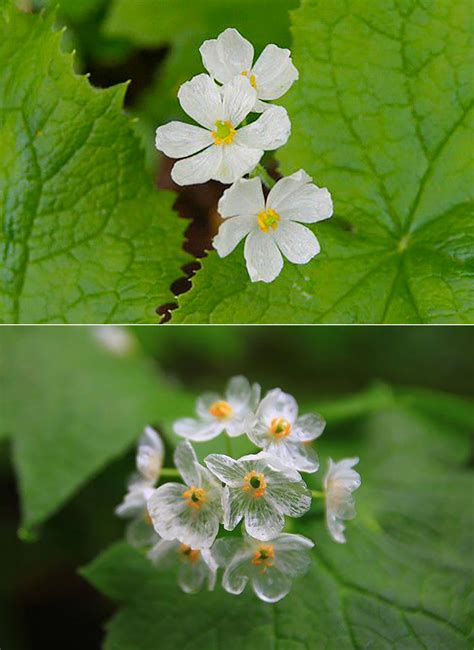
[
  {"left": 173, "top": 0, "right": 474, "bottom": 323},
  {"left": 83, "top": 395, "right": 474, "bottom": 649},
  {"left": 0, "top": 6, "right": 189, "bottom": 323}
]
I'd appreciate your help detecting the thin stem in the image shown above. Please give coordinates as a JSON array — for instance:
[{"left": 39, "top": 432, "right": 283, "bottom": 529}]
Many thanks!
[
  {"left": 311, "top": 490, "right": 325, "bottom": 499},
  {"left": 160, "top": 467, "right": 180, "bottom": 478},
  {"left": 249, "top": 163, "right": 276, "bottom": 189}
]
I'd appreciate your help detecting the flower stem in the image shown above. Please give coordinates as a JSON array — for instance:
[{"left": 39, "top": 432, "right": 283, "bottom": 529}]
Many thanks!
[
  {"left": 311, "top": 490, "right": 325, "bottom": 499},
  {"left": 250, "top": 163, "right": 276, "bottom": 189},
  {"left": 160, "top": 467, "right": 180, "bottom": 478}
]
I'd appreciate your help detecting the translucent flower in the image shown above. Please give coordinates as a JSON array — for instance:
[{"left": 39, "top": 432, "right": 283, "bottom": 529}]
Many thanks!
[
  {"left": 115, "top": 477, "right": 158, "bottom": 548},
  {"left": 248, "top": 388, "right": 325, "bottom": 473},
  {"left": 148, "top": 538, "right": 217, "bottom": 594},
  {"left": 324, "top": 457, "right": 361, "bottom": 543},
  {"left": 213, "top": 171, "right": 333, "bottom": 283},
  {"left": 155, "top": 73, "right": 290, "bottom": 186},
  {"left": 205, "top": 452, "right": 311, "bottom": 541},
  {"left": 173, "top": 375, "right": 260, "bottom": 441},
  {"left": 213, "top": 531, "right": 313, "bottom": 603},
  {"left": 200, "top": 28, "right": 299, "bottom": 113},
  {"left": 136, "top": 426, "right": 164, "bottom": 482},
  {"left": 148, "top": 441, "right": 223, "bottom": 548}
]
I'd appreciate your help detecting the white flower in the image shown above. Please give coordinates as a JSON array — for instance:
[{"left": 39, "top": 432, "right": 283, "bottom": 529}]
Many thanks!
[
  {"left": 200, "top": 28, "right": 299, "bottom": 113},
  {"left": 155, "top": 73, "right": 290, "bottom": 186},
  {"left": 213, "top": 531, "right": 313, "bottom": 603},
  {"left": 248, "top": 389, "right": 325, "bottom": 473},
  {"left": 324, "top": 457, "right": 361, "bottom": 543},
  {"left": 147, "top": 441, "right": 223, "bottom": 549},
  {"left": 148, "top": 538, "right": 217, "bottom": 594},
  {"left": 173, "top": 375, "right": 260, "bottom": 441},
  {"left": 92, "top": 326, "right": 136, "bottom": 356},
  {"left": 205, "top": 452, "right": 311, "bottom": 541},
  {"left": 213, "top": 171, "right": 333, "bottom": 283},
  {"left": 115, "top": 477, "right": 158, "bottom": 548},
  {"left": 136, "top": 426, "right": 164, "bottom": 482}
]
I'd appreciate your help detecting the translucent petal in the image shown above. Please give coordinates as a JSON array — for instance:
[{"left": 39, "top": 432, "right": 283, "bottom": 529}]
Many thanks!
[
  {"left": 178, "top": 558, "right": 208, "bottom": 594},
  {"left": 211, "top": 537, "right": 244, "bottom": 567},
  {"left": 265, "top": 466, "right": 312, "bottom": 517},
  {"left": 200, "top": 28, "right": 254, "bottom": 84},
  {"left": 274, "top": 221, "right": 320, "bottom": 264},
  {"left": 273, "top": 533, "right": 314, "bottom": 577},
  {"left": 244, "top": 229, "right": 283, "bottom": 283},
  {"left": 177, "top": 73, "right": 222, "bottom": 129},
  {"left": 222, "top": 550, "right": 254, "bottom": 595},
  {"left": 205, "top": 454, "right": 246, "bottom": 486},
  {"left": 257, "top": 388, "right": 298, "bottom": 425},
  {"left": 173, "top": 417, "right": 224, "bottom": 442},
  {"left": 174, "top": 441, "right": 200, "bottom": 486},
  {"left": 136, "top": 426, "right": 164, "bottom": 482},
  {"left": 155, "top": 121, "right": 213, "bottom": 158},
  {"left": 223, "top": 486, "right": 248, "bottom": 531},
  {"left": 126, "top": 517, "right": 159, "bottom": 548},
  {"left": 171, "top": 145, "right": 223, "bottom": 186},
  {"left": 266, "top": 439, "right": 320, "bottom": 473},
  {"left": 251, "top": 44, "right": 299, "bottom": 100},
  {"left": 213, "top": 215, "right": 254, "bottom": 257},
  {"left": 252, "top": 567, "right": 292, "bottom": 603},
  {"left": 196, "top": 392, "right": 222, "bottom": 420},
  {"left": 292, "top": 413, "right": 326, "bottom": 442},
  {"left": 148, "top": 539, "right": 179, "bottom": 568},
  {"left": 244, "top": 495, "right": 285, "bottom": 541},
  {"left": 222, "top": 75, "right": 257, "bottom": 126},
  {"left": 217, "top": 177, "right": 265, "bottom": 219},
  {"left": 225, "top": 375, "right": 252, "bottom": 409},
  {"left": 237, "top": 106, "right": 290, "bottom": 150}
]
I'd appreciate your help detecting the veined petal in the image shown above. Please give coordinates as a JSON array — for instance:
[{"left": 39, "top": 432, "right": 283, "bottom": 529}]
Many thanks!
[
  {"left": 225, "top": 415, "right": 253, "bottom": 437},
  {"left": 267, "top": 170, "right": 333, "bottom": 223},
  {"left": 214, "top": 142, "right": 263, "bottom": 184},
  {"left": 257, "top": 388, "right": 298, "bottom": 425},
  {"left": 265, "top": 468, "right": 312, "bottom": 518},
  {"left": 148, "top": 539, "right": 179, "bottom": 568},
  {"left": 222, "top": 551, "right": 253, "bottom": 595},
  {"left": 244, "top": 496, "right": 285, "bottom": 541},
  {"left": 211, "top": 537, "right": 243, "bottom": 567},
  {"left": 244, "top": 229, "right": 283, "bottom": 283},
  {"left": 223, "top": 486, "right": 248, "bottom": 531},
  {"left": 174, "top": 441, "right": 200, "bottom": 486},
  {"left": 126, "top": 517, "right": 158, "bottom": 548},
  {"left": 252, "top": 568, "right": 292, "bottom": 603},
  {"left": 267, "top": 439, "right": 320, "bottom": 473},
  {"left": 178, "top": 557, "right": 208, "bottom": 594},
  {"left": 293, "top": 413, "right": 326, "bottom": 442},
  {"left": 205, "top": 454, "right": 245, "bottom": 486},
  {"left": 252, "top": 44, "right": 299, "bottom": 100},
  {"left": 155, "top": 122, "right": 213, "bottom": 158},
  {"left": 218, "top": 177, "right": 265, "bottom": 219},
  {"left": 274, "top": 221, "right": 320, "bottom": 264},
  {"left": 237, "top": 106, "right": 290, "bottom": 150},
  {"left": 213, "top": 215, "right": 254, "bottom": 257},
  {"left": 200, "top": 28, "right": 254, "bottom": 84},
  {"left": 147, "top": 482, "right": 187, "bottom": 538},
  {"left": 226, "top": 375, "right": 252, "bottom": 408},
  {"left": 177, "top": 74, "right": 222, "bottom": 129},
  {"left": 222, "top": 75, "right": 257, "bottom": 126},
  {"left": 171, "top": 145, "right": 223, "bottom": 186},
  {"left": 136, "top": 426, "right": 164, "bottom": 482},
  {"left": 173, "top": 417, "right": 224, "bottom": 442}
]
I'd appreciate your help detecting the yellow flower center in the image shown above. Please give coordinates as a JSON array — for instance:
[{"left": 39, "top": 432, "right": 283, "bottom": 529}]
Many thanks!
[
  {"left": 269, "top": 417, "right": 292, "bottom": 439},
  {"left": 242, "top": 470, "right": 267, "bottom": 498},
  {"left": 251, "top": 544, "right": 274, "bottom": 572},
  {"left": 209, "top": 400, "right": 233, "bottom": 420},
  {"left": 182, "top": 486, "right": 207, "bottom": 509},
  {"left": 178, "top": 544, "right": 201, "bottom": 564},
  {"left": 258, "top": 208, "right": 280, "bottom": 233},
  {"left": 212, "top": 120, "right": 237, "bottom": 145},
  {"left": 241, "top": 70, "right": 257, "bottom": 89}
]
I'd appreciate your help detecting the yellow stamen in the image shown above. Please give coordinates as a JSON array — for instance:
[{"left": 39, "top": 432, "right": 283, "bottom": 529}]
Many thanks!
[
  {"left": 241, "top": 70, "right": 257, "bottom": 89},
  {"left": 251, "top": 544, "right": 274, "bottom": 573},
  {"left": 178, "top": 544, "right": 201, "bottom": 564},
  {"left": 182, "top": 486, "right": 207, "bottom": 509},
  {"left": 209, "top": 400, "right": 233, "bottom": 420},
  {"left": 269, "top": 417, "right": 292, "bottom": 440},
  {"left": 212, "top": 119, "right": 237, "bottom": 145},
  {"left": 242, "top": 470, "right": 267, "bottom": 498},
  {"left": 258, "top": 208, "right": 281, "bottom": 233}
]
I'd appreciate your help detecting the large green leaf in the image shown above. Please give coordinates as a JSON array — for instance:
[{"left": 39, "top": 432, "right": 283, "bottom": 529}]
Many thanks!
[
  {"left": 173, "top": 0, "right": 474, "bottom": 323},
  {"left": 0, "top": 5, "right": 189, "bottom": 323},
  {"left": 83, "top": 396, "right": 474, "bottom": 649},
  {"left": 0, "top": 328, "right": 194, "bottom": 532}
]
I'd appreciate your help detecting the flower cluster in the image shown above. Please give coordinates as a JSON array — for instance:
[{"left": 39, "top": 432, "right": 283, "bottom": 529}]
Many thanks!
[
  {"left": 116, "top": 376, "right": 361, "bottom": 603},
  {"left": 154, "top": 28, "right": 333, "bottom": 283}
]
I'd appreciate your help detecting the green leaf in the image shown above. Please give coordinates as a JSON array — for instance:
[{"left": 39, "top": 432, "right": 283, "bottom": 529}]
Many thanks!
[
  {"left": 0, "top": 6, "right": 189, "bottom": 323},
  {"left": 83, "top": 397, "right": 474, "bottom": 649},
  {"left": 172, "top": 0, "right": 474, "bottom": 323},
  {"left": 0, "top": 328, "right": 194, "bottom": 532}
]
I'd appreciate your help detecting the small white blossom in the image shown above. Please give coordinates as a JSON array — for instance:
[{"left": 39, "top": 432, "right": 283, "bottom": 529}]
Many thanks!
[
  {"left": 205, "top": 452, "right": 311, "bottom": 541},
  {"left": 200, "top": 28, "right": 299, "bottom": 113},
  {"left": 148, "top": 441, "right": 223, "bottom": 549},
  {"left": 136, "top": 426, "right": 164, "bottom": 482},
  {"left": 155, "top": 74, "right": 290, "bottom": 186},
  {"left": 324, "top": 457, "right": 361, "bottom": 543},
  {"left": 213, "top": 171, "right": 333, "bottom": 283},
  {"left": 173, "top": 375, "right": 260, "bottom": 441},
  {"left": 115, "top": 477, "right": 158, "bottom": 547},
  {"left": 148, "top": 538, "right": 217, "bottom": 594},
  {"left": 213, "top": 531, "right": 313, "bottom": 603},
  {"left": 92, "top": 326, "right": 136, "bottom": 356},
  {"left": 248, "top": 388, "right": 325, "bottom": 473}
]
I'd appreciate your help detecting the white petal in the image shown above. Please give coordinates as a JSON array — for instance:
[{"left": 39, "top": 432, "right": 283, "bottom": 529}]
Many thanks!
[
  {"left": 244, "top": 496, "right": 285, "bottom": 541},
  {"left": 257, "top": 388, "right": 298, "bottom": 425},
  {"left": 136, "top": 426, "right": 164, "bottom": 482},
  {"left": 252, "top": 568, "right": 292, "bottom": 603},
  {"left": 211, "top": 537, "right": 243, "bottom": 567},
  {"left": 177, "top": 73, "right": 222, "bottom": 129},
  {"left": 292, "top": 413, "right": 326, "bottom": 442},
  {"left": 196, "top": 392, "right": 222, "bottom": 420},
  {"left": 173, "top": 417, "right": 224, "bottom": 442},
  {"left": 226, "top": 375, "right": 252, "bottom": 408},
  {"left": 200, "top": 28, "right": 254, "bottom": 84},
  {"left": 252, "top": 99, "right": 272, "bottom": 113},
  {"left": 252, "top": 44, "right": 299, "bottom": 100},
  {"left": 218, "top": 177, "right": 265, "bottom": 219},
  {"left": 174, "top": 441, "right": 200, "bottom": 486},
  {"left": 246, "top": 419, "right": 270, "bottom": 448},
  {"left": 204, "top": 454, "right": 245, "bottom": 486},
  {"left": 178, "top": 557, "right": 208, "bottom": 593},
  {"left": 225, "top": 415, "right": 254, "bottom": 437},
  {"left": 222, "top": 75, "right": 257, "bottom": 126},
  {"left": 148, "top": 539, "right": 179, "bottom": 568},
  {"left": 272, "top": 532, "right": 314, "bottom": 572},
  {"left": 222, "top": 552, "right": 253, "bottom": 595},
  {"left": 214, "top": 142, "right": 263, "bottom": 184},
  {"left": 155, "top": 122, "right": 213, "bottom": 158},
  {"left": 126, "top": 517, "right": 158, "bottom": 548},
  {"left": 267, "top": 439, "right": 320, "bottom": 473},
  {"left": 264, "top": 465, "right": 312, "bottom": 518},
  {"left": 213, "top": 216, "right": 254, "bottom": 257},
  {"left": 237, "top": 106, "right": 291, "bottom": 150},
  {"left": 223, "top": 486, "right": 248, "bottom": 531},
  {"left": 267, "top": 170, "right": 333, "bottom": 223},
  {"left": 274, "top": 221, "right": 320, "bottom": 264},
  {"left": 171, "top": 146, "right": 223, "bottom": 186},
  {"left": 201, "top": 549, "right": 218, "bottom": 591},
  {"left": 244, "top": 229, "right": 283, "bottom": 283},
  {"left": 147, "top": 482, "right": 187, "bottom": 538}
]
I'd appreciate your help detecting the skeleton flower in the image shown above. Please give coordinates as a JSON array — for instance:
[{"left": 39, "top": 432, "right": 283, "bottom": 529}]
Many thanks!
[
  {"left": 248, "top": 388, "right": 325, "bottom": 473},
  {"left": 115, "top": 426, "right": 164, "bottom": 547},
  {"left": 148, "top": 441, "right": 223, "bottom": 548},
  {"left": 213, "top": 531, "right": 313, "bottom": 603},
  {"left": 205, "top": 452, "right": 311, "bottom": 541},
  {"left": 324, "top": 457, "right": 361, "bottom": 543},
  {"left": 213, "top": 171, "right": 333, "bottom": 283},
  {"left": 155, "top": 74, "right": 290, "bottom": 186},
  {"left": 173, "top": 375, "right": 260, "bottom": 441},
  {"left": 200, "top": 28, "right": 299, "bottom": 112},
  {"left": 148, "top": 538, "right": 217, "bottom": 594}
]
